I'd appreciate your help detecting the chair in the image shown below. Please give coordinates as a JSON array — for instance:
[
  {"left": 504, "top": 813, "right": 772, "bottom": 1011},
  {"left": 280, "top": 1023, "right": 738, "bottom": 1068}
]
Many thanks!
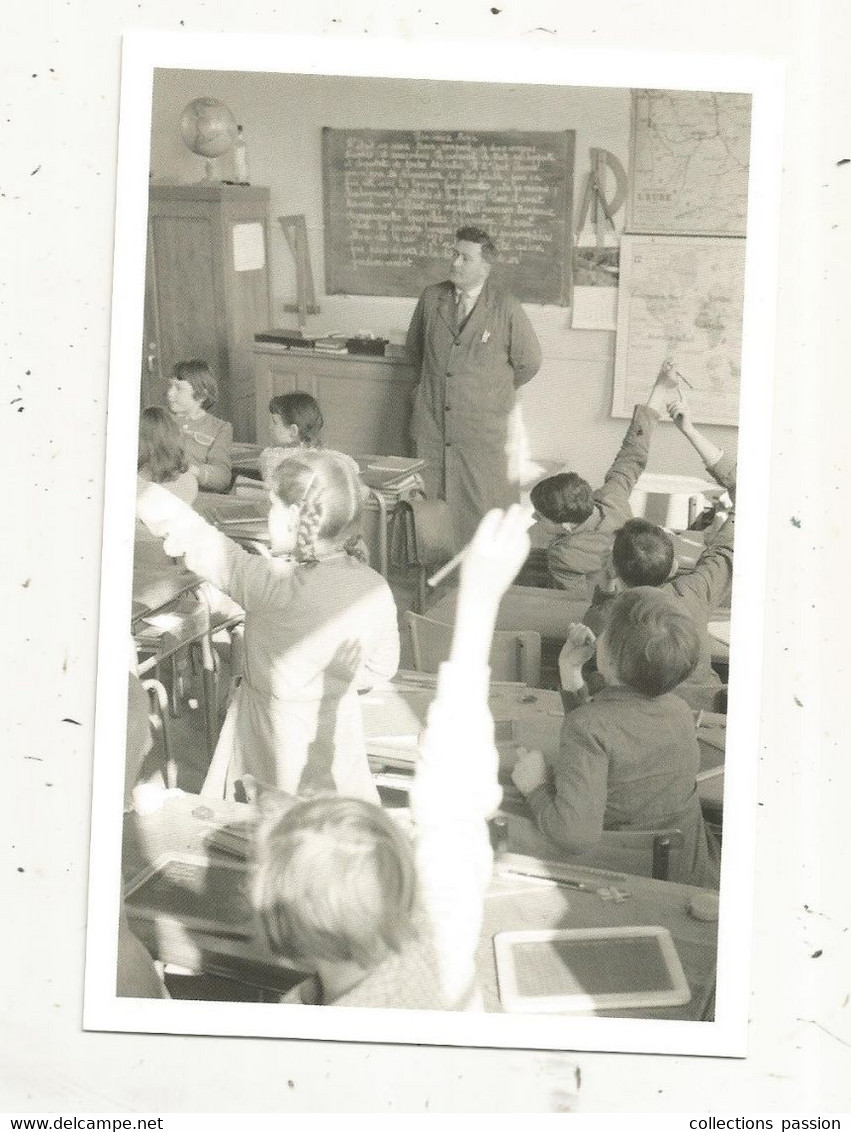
[
  {"left": 141, "top": 677, "right": 174, "bottom": 788},
  {"left": 505, "top": 814, "right": 686, "bottom": 882},
  {"left": 364, "top": 487, "right": 390, "bottom": 577},
  {"left": 392, "top": 497, "right": 458, "bottom": 612},
  {"left": 133, "top": 588, "right": 221, "bottom": 765},
  {"left": 565, "top": 829, "right": 685, "bottom": 882},
  {"left": 405, "top": 611, "right": 542, "bottom": 686}
]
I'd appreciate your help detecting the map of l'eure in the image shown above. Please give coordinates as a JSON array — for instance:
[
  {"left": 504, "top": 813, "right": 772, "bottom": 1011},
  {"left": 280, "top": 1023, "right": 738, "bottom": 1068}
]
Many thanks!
[
  {"left": 613, "top": 236, "right": 745, "bottom": 426},
  {"left": 628, "top": 90, "right": 752, "bottom": 236}
]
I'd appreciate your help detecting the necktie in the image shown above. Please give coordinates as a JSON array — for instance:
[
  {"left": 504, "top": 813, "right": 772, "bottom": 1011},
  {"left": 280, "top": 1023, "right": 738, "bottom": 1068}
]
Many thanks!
[{"left": 457, "top": 291, "right": 472, "bottom": 324}]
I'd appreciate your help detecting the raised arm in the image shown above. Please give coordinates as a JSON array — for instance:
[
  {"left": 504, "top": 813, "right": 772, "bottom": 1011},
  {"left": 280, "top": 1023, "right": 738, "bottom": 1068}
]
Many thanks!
[
  {"left": 410, "top": 506, "right": 530, "bottom": 1008},
  {"left": 595, "top": 362, "right": 678, "bottom": 515},
  {"left": 595, "top": 404, "right": 657, "bottom": 516},
  {"left": 669, "top": 400, "right": 737, "bottom": 496},
  {"left": 136, "top": 478, "right": 290, "bottom": 612},
  {"left": 669, "top": 511, "right": 735, "bottom": 622}
]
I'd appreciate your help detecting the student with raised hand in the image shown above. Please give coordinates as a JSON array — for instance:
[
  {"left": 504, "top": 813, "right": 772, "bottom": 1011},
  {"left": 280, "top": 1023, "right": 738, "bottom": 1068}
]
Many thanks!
[
  {"left": 252, "top": 506, "right": 531, "bottom": 1010},
  {"left": 668, "top": 396, "right": 737, "bottom": 497},
  {"left": 511, "top": 589, "right": 719, "bottom": 889},
  {"left": 583, "top": 392, "right": 737, "bottom": 709},
  {"left": 136, "top": 449, "right": 400, "bottom": 802},
  {"left": 166, "top": 360, "right": 233, "bottom": 493},
  {"left": 529, "top": 361, "right": 679, "bottom": 602}
]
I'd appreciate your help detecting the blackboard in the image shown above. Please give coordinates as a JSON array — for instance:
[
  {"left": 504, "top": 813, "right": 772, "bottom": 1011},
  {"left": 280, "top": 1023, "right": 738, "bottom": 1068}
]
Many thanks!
[{"left": 322, "top": 128, "right": 575, "bottom": 306}]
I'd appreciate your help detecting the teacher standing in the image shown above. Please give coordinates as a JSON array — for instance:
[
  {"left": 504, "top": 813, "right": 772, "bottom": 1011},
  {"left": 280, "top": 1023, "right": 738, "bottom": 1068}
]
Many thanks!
[{"left": 405, "top": 226, "right": 542, "bottom": 546}]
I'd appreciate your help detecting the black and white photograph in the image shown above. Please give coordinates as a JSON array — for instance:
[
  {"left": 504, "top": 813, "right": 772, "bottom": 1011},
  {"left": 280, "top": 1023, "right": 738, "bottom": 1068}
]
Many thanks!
[
  {"left": 5, "top": 0, "right": 850, "bottom": 1117},
  {"left": 80, "top": 34, "right": 783, "bottom": 1059}
]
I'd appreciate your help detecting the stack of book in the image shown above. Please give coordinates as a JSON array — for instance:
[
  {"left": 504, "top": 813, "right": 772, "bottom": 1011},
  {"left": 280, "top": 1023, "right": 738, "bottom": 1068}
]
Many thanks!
[{"left": 357, "top": 455, "right": 426, "bottom": 503}]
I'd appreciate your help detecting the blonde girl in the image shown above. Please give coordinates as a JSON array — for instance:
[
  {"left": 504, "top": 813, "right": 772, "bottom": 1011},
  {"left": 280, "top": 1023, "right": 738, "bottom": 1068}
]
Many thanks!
[{"left": 136, "top": 450, "right": 400, "bottom": 801}]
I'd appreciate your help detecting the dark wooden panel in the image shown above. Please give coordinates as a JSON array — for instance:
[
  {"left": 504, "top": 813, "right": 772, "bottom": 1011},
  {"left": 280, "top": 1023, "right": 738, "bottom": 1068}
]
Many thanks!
[{"left": 150, "top": 215, "right": 227, "bottom": 404}]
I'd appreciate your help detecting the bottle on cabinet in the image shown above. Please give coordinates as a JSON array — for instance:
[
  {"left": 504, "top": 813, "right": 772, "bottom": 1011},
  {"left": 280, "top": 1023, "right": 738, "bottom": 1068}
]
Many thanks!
[{"left": 233, "top": 125, "right": 250, "bottom": 184}]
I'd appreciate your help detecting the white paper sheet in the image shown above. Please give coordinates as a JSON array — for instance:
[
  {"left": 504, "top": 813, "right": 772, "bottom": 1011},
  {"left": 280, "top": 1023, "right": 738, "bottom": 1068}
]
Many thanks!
[{"left": 232, "top": 221, "right": 265, "bottom": 272}]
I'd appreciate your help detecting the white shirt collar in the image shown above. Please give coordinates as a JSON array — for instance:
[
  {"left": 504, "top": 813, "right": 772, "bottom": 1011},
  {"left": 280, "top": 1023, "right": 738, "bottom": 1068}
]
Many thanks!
[{"left": 456, "top": 279, "right": 486, "bottom": 304}]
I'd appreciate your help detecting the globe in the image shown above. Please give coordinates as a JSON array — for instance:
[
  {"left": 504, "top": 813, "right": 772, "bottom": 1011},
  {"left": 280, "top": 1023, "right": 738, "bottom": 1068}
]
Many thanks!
[{"left": 180, "top": 97, "right": 238, "bottom": 159}]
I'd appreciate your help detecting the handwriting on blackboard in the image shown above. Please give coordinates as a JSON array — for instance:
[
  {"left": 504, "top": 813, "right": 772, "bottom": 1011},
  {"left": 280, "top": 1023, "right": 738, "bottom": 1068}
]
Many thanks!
[{"left": 323, "top": 129, "right": 575, "bottom": 305}]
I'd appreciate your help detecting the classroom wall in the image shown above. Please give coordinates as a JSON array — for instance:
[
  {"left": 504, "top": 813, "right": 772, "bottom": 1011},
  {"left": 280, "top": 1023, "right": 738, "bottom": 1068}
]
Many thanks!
[{"left": 149, "top": 70, "right": 738, "bottom": 485}]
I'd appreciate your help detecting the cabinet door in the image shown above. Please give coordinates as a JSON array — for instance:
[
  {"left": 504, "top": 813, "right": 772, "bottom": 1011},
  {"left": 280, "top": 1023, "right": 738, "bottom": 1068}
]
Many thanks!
[
  {"left": 141, "top": 226, "right": 162, "bottom": 409},
  {"left": 317, "top": 365, "right": 414, "bottom": 456},
  {"left": 149, "top": 214, "right": 229, "bottom": 411}
]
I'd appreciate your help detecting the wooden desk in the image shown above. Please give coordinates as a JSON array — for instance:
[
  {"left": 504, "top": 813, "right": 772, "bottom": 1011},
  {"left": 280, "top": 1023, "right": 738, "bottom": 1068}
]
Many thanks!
[
  {"left": 481, "top": 866, "right": 717, "bottom": 1020},
  {"left": 362, "top": 677, "right": 563, "bottom": 771},
  {"left": 426, "top": 586, "right": 589, "bottom": 641},
  {"left": 122, "top": 793, "right": 716, "bottom": 1019},
  {"left": 131, "top": 568, "right": 203, "bottom": 628},
  {"left": 123, "top": 794, "right": 306, "bottom": 993},
  {"left": 428, "top": 586, "right": 731, "bottom": 666},
  {"left": 363, "top": 676, "right": 724, "bottom": 810},
  {"left": 231, "top": 443, "right": 263, "bottom": 477},
  {"left": 193, "top": 489, "right": 397, "bottom": 577}
]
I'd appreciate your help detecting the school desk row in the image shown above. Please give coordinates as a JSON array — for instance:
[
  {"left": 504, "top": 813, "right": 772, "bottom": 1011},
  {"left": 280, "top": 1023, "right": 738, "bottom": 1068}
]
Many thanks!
[
  {"left": 122, "top": 791, "right": 717, "bottom": 1020},
  {"left": 143, "top": 491, "right": 731, "bottom": 661},
  {"left": 361, "top": 673, "right": 725, "bottom": 814}
]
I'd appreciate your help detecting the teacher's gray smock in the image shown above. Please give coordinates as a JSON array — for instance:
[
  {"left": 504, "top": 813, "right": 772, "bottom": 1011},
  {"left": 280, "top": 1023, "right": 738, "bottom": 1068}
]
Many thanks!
[{"left": 405, "top": 277, "right": 542, "bottom": 546}]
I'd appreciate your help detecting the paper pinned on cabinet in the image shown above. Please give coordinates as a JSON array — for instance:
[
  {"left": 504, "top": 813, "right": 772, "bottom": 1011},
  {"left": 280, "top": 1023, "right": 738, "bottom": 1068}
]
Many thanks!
[{"left": 232, "top": 222, "right": 266, "bottom": 272}]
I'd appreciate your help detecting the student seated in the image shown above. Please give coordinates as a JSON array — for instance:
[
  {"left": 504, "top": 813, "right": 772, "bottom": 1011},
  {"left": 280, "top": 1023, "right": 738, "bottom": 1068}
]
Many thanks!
[
  {"left": 137, "top": 406, "right": 198, "bottom": 503},
  {"left": 260, "top": 391, "right": 365, "bottom": 495},
  {"left": 529, "top": 362, "right": 678, "bottom": 602},
  {"left": 511, "top": 589, "right": 719, "bottom": 890},
  {"left": 584, "top": 395, "right": 736, "bottom": 709},
  {"left": 251, "top": 507, "right": 531, "bottom": 1009},
  {"left": 167, "top": 359, "right": 233, "bottom": 493},
  {"left": 133, "top": 407, "right": 200, "bottom": 596},
  {"left": 260, "top": 392, "right": 324, "bottom": 484}
]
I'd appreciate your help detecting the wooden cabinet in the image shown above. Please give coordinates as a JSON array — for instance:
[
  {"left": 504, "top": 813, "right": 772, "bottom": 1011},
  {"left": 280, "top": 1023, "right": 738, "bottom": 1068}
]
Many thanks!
[
  {"left": 143, "top": 184, "right": 272, "bottom": 441},
  {"left": 253, "top": 345, "right": 417, "bottom": 455}
]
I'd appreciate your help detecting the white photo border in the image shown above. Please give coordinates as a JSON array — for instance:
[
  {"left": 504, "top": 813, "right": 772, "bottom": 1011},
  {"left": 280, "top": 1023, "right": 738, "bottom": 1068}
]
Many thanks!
[{"left": 84, "top": 30, "right": 785, "bottom": 1058}]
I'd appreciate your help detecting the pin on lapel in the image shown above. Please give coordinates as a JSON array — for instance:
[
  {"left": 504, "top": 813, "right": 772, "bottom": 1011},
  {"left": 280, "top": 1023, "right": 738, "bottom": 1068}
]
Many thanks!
[{"left": 482, "top": 330, "right": 491, "bottom": 343}]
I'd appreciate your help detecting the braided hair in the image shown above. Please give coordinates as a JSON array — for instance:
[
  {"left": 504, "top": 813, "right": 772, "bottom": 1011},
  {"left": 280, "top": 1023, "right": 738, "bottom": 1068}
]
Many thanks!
[{"left": 271, "top": 450, "right": 365, "bottom": 566}]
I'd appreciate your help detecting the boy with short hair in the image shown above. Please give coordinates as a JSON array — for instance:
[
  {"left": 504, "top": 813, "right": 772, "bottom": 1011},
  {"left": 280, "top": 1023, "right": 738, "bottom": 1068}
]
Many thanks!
[
  {"left": 586, "top": 398, "right": 737, "bottom": 708},
  {"left": 530, "top": 362, "right": 677, "bottom": 601},
  {"left": 511, "top": 588, "right": 719, "bottom": 889}
]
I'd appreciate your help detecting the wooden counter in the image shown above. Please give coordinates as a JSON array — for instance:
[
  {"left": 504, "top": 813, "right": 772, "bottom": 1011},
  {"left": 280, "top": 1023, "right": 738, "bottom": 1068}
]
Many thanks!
[{"left": 252, "top": 343, "right": 417, "bottom": 455}]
